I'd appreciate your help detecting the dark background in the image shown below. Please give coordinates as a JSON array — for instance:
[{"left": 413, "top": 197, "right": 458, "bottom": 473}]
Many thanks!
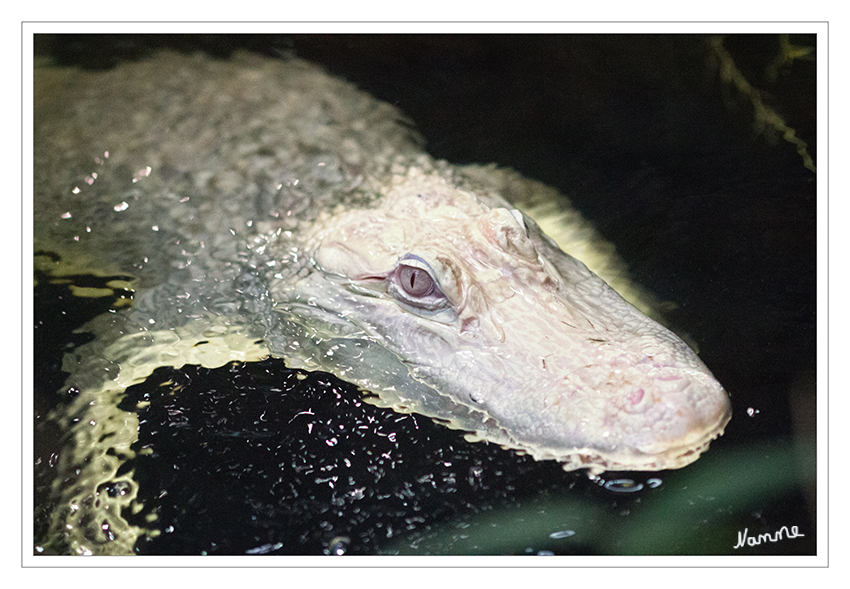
[{"left": 33, "top": 34, "right": 818, "bottom": 555}]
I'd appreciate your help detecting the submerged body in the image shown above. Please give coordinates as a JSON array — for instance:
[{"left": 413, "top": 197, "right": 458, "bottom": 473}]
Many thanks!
[{"left": 34, "top": 51, "right": 730, "bottom": 553}]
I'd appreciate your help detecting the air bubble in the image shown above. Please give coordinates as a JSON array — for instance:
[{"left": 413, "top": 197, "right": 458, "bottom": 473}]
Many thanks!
[{"left": 603, "top": 478, "right": 644, "bottom": 492}]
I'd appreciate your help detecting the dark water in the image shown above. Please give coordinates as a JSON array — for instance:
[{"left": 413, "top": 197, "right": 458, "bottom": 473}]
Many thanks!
[{"left": 33, "top": 34, "right": 817, "bottom": 556}]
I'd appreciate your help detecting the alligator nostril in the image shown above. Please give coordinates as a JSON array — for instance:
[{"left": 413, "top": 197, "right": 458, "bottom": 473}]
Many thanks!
[
  {"left": 623, "top": 387, "right": 652, "bottom": 414},
  {"left": 656, "top": 375, "right": 689, "bottom": 393}
]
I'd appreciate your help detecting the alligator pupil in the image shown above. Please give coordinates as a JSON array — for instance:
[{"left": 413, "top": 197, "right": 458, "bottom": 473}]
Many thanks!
[{"left": 400, "top": 266, "right": 433, "bottom": 297}]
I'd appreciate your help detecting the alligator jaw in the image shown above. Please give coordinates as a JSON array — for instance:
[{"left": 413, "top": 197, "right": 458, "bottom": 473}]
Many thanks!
[{"left": 285, "top": 168, "right": 732, "bottom": 474}]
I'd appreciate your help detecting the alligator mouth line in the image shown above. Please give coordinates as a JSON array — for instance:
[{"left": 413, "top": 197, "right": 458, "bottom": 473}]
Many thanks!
[{"left": 35, "top": 50, "right": 734, "bottom": 554}]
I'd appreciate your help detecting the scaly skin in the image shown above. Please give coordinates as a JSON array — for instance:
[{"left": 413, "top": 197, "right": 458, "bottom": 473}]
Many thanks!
[
  {"left": 287, "top": 169, "right": 732, "bottom": 474},
  {"left": 35, "top": 51, "right": 730, "bottom": 554}
]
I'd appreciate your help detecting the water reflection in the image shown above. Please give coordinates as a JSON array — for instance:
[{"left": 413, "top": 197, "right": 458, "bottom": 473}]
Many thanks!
[{"left": 33, "top": 34, "right": 818, "bottom": 557}]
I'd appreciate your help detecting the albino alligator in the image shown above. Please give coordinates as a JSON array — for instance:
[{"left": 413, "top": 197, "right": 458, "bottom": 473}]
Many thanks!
[{"left": 34, "top": 51, "right": 731, "bottom": 554}]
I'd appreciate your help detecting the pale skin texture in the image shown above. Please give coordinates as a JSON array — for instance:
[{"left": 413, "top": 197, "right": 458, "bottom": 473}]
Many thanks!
[
  {"left": 36, "top": 52, "right": 731, "bottom": 553},
  {"left": 291, "top": 169, "right": 732, "bottom": 474}
]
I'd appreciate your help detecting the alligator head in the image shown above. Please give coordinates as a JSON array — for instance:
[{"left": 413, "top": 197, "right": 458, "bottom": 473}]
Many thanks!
[{"left": 274, "top": 168, "right": 732, "bottom": 475}]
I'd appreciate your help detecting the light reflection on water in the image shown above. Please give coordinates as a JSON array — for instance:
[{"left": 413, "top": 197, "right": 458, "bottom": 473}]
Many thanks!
[{"left": 33, "top": 34, "right": 818, "bottom": 557}]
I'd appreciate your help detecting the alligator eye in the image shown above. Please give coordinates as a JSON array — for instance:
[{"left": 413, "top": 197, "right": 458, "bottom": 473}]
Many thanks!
[
  {"left": 388, "top": 255, "right": 452, "bottom": 318},
  {"left": 398, "top": 265, "right": 434, "bottom": 297}
]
